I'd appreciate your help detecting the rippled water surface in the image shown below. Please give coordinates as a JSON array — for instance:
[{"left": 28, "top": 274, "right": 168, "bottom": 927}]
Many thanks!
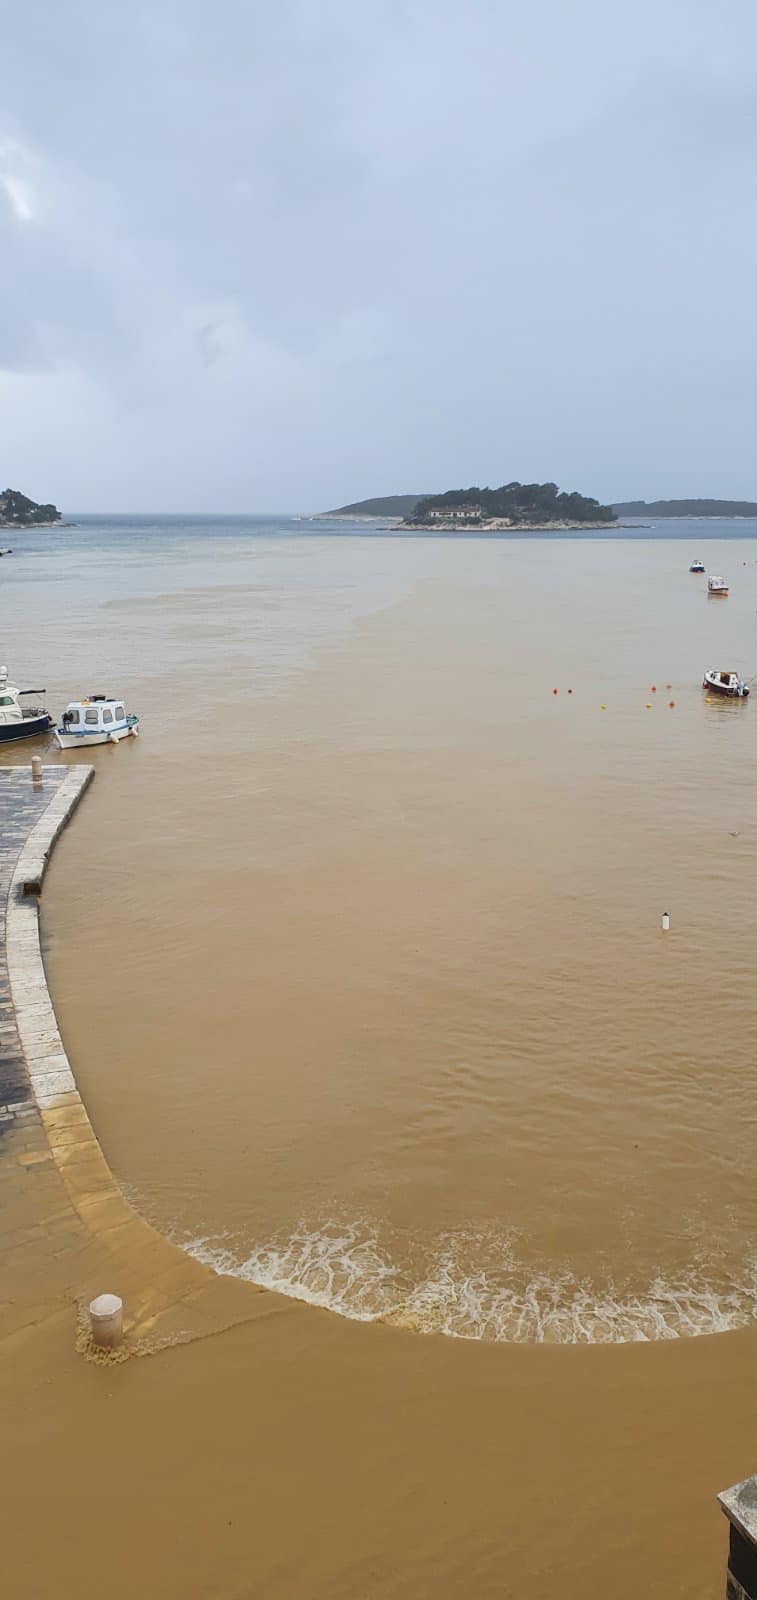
[{"left": 4, "top": 513, "right": 757, "bottom": 1341}]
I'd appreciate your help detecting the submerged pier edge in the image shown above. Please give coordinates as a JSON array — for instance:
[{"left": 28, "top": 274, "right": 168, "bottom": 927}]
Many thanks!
[{"left": 3, "top": 764, "right": 258, "bottom": 1348}]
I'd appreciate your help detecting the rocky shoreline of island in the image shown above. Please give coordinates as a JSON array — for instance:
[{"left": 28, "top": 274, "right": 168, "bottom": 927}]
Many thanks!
[{"left": 395, "top": 517, "right": 620, "bottom": 532}]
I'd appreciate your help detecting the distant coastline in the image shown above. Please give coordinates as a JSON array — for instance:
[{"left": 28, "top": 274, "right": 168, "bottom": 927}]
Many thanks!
[
  {"left": 319, "top": 493, "right": 427, "bottom": 519},
  {"left": 613, "top": 498, "right": 757, "bottom": 519},
  {"left": 322, "top": 492, "right": 757, "bottom": 526}
]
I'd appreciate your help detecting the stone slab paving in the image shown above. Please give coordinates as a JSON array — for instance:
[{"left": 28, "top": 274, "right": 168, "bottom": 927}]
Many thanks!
[
  {"left": 0, "top": 765, "right": 70, "bottom": 1117},
  {"left": 0, "top": 764, "right": 259, "bottom": 1354}
]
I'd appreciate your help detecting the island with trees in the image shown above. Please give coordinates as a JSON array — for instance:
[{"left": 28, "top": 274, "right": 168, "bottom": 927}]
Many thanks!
[
  {"left": 402, "top": 482, "right": 617, "bottom": 530},
  {"left": 0, "top": 488, "right": 62, "bottom": 528},
  {"left": 612, "top": 498, "right": 757, "bottom": 518}
]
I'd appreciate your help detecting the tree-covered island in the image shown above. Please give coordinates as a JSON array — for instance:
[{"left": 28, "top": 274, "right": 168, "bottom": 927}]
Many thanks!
[
  {"left": 0, "top": 488, "right": 62, "bottom": 528},
  {"left": 403, "top": 482, "right": 617, "bottom": 529}
]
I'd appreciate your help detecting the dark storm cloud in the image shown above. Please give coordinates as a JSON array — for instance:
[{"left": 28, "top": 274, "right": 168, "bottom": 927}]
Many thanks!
[{"left": 1, "top": 0, "right": 756, "bottom": 510}]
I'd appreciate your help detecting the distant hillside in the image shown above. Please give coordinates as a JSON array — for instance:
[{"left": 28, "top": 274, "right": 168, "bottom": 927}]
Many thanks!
[
  {"left": 406, "top": 482, "right": 616, "bottom": 529},
  {"left": 613, "top": 498, "right": 757, "bottom": 518},
  {"left": 0, "top": 487, "right": 61, "bottom": 527},
  {"left": 320, "top": 494, "right": 427, "bottom": 518}
]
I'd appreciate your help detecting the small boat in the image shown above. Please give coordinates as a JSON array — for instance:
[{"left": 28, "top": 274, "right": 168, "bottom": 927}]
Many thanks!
[
  {"left": 0, "top": 665, "right": 53, "bottom": 742},
  {"left": 689, "top": 560, "right": 705, "bottom": 573},
  {"left": 55, "top": 695, "right": 139, "bottom": 749},
  {"left": 703, "top": 669, "right": 750, "bottom": 698},
  {"left": 708, "top": 575, "right": 729, "bottom": 595},
  {"left": 0, "top": 547, "right": 12, "bottom": 557}
]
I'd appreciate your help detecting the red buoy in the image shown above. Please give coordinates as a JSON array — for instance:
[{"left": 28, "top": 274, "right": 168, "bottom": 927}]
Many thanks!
[
  {"left": 567, "top": 688, "right": 573, "bottom": 695},
  {"left": 651, "top": 685, "right": 657, "bottom": 692},
  {"left": 668, "top": 700, "right": 675, "bottom": 708},
  {"left": 553, "top": 688, "right": 558, "bottom": 695}
]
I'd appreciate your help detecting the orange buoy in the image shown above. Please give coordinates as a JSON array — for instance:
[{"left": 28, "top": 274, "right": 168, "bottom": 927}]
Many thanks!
[
  {"left": 553, "top": 688, "right": 558, "bottom": 695},
  {"left": 668, "top": 700, "right": 676, "bottom": 708}
]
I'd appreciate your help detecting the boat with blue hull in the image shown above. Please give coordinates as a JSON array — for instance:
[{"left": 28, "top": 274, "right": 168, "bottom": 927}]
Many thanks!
[
  {"left": 0, "top": 666, "right": 53, "bottom": 742},
  {"left": 55, "top": 695, "right": 139, "bottom": 749}
]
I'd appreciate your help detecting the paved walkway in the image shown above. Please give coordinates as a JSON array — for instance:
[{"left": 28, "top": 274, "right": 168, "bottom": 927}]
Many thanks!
[
  {"left": 0, "top": 764, "right": 257, "bottom": 1355},
  {"left": 0, "top": 765, "right": 70, "bottom": 1116}
]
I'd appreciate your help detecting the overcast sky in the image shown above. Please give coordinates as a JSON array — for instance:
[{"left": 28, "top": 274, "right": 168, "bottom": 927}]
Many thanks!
[{"left": 1, "top": 0, "right": 756, "bottom": 512}]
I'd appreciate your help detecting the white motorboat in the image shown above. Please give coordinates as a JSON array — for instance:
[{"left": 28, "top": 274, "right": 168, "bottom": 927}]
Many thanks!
[
  {"left": 689, "top": 559, "right": 705, "bottom": 573},
  {"left": 55, "top": 695, "right": 139, "bottom": 749},
  {"left": 703, "top": 669, "right": 750, "bottom": 698},
  {"left": 0, "top": 665, "right": 53, "bottom": 742},
  {"left": 708, "top": 575, "right": 729, "bottom": 596}
]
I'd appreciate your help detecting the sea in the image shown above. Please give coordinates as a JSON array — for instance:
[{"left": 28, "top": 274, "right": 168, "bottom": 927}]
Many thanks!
[{"left": 3, "top": 511, "right": 757, "bottom": 1343}]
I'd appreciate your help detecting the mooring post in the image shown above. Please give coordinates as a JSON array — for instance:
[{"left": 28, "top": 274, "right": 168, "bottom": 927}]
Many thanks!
[
  {"left": 718, "top": 1476, "right": 757, "bottom": 1597},
  {"left": 31, "top": 756, "right": 42, "bottom": 786},
  {"left": 88, "top": 1293, "right": 124, "bottom": 1349}
]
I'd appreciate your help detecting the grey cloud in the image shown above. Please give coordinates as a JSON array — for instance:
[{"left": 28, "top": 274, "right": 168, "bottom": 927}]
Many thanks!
[{"left": 1, "top": 0, "right": 756, "bottom": 509}]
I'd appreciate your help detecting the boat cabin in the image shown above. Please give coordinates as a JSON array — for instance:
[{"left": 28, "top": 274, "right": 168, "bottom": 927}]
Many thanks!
[
  {"left": 0, "top": 673, "right": 24, "bottom": 728},
  {"left": 703, "top": 668, "right": 750, "bottom": 697},
  {"left": 60, "top": 697, "right": 128, "bottom": 735},
  {"left": 0, "top": 665, "right": 52, "bottom": 737}
]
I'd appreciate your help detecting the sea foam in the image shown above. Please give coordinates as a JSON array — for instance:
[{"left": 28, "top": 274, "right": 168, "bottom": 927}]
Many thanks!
[{"left": 181, "top": 1219, "right": 757, "bottom": 1344}]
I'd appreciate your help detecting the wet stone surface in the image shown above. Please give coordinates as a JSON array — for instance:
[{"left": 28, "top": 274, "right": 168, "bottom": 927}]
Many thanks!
[{"left": 0, "top": 766, "right": 68, "bottom": 1124}]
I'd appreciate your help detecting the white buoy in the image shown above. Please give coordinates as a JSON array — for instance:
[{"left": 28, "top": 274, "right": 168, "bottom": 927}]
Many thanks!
[
  {"left": 31, "top": 755, "right": 42, "bottom": 784},
  {"left": 88, "top": 1293, "right": 123, "bottom": 1349},
  {"left": 662, "top": 912, "right": 670, "bottom": 931}
]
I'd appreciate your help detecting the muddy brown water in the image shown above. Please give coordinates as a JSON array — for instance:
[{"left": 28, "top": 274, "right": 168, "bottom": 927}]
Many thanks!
[{"left": 2, "top": 520, "right": 757, "bottom": 1594}]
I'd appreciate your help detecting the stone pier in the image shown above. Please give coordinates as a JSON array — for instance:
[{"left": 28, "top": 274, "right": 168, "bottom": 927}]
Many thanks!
[
  {"left": 719, "top": 1477, "right": 757, "bottom": 1599},
  {"left": 0, "top": 763, "right": 256, "bottom": 1354}
]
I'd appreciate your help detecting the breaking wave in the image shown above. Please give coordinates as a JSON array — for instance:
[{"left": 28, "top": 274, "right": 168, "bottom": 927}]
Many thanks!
[{"left": 181, "top": 1219, "right": 757, "bottom": 1344}]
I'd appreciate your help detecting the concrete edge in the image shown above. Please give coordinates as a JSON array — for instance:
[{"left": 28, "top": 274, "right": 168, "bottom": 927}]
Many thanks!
[
  {"left": 8, "top": 767, "right": 94, "bottom": 1107},
  {"left": 4, "top": 765, "right": 233, "bottom": 1334}
]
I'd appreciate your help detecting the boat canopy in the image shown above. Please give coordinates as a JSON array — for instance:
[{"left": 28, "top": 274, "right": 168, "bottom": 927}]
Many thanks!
[{"left": 60, "top": 699, "right": 127, "bottom": 732}]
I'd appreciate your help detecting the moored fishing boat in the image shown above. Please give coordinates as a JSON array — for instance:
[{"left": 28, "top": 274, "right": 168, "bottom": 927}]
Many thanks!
[
  {"left": 0, "top": 665, "right": 53, "bottom": 742},
  {"left": 708, "top": 575, "right": 729, "bottom": 595},
  {"left": 55, "top": 695, "right": 139, "bottom": 749},
  {"left": 689, "top": 559, "right": 705, "bottom": 573},
  {"left": 703, "top": 669, "right": 750, "bottom": 698}
]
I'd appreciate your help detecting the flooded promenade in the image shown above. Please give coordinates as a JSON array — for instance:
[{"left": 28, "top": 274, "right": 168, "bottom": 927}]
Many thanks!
[
  {"left": 3, "top": 523, "right": 757, "bottom": 1595},
  {"left": 0, "top": 763, "right": 254, "bottom": 1353}
]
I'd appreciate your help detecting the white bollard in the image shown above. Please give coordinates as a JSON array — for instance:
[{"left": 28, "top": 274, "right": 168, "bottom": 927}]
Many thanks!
[
  {"left": 661, "top": 912, "right": 670, "bottom": 932},
  {"left": 88, "top": 1293, "right": 123, "bottom": 1349},
  {"left": 31, "top": 755, "right": 42, "bottom": 785}
]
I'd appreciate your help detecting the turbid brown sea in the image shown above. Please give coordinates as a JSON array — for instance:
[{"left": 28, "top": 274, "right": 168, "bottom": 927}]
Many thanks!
[{"left": 2, "top": 515, "right": 757, "bottom": 1596}]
